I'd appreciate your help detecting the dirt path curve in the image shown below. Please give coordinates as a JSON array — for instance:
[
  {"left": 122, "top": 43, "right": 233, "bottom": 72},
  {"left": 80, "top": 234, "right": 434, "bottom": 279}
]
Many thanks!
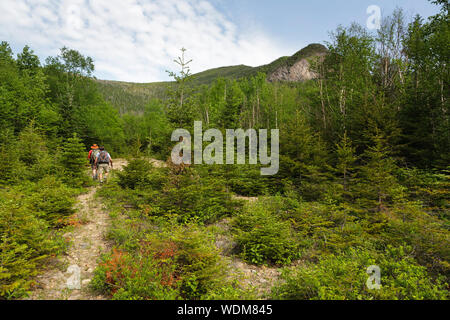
[{"left": 27, "top": 186, "right": 111, "bottom": 300}]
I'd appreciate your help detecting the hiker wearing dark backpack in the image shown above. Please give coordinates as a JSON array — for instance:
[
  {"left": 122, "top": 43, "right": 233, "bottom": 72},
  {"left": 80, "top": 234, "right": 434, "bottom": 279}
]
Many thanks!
[
  {"left": 94, "top": 146, "right": 113, "bottom": 183},
  {"left": 88, "top": 144, "right": 100, "bottom": 180}
]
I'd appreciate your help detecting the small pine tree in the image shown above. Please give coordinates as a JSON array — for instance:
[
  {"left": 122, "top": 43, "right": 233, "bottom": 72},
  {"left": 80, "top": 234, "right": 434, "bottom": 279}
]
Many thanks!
[
  {"left": 221, "top": 80, "right": 244, "bottom": 128},
  {"left": 60, "top": 133, "right": 87, "bottom": 187},
  {"left": 335, "top": 132, "right": 358, "bottom": 199},
  {"left": 12, "top": 124, "right": 53, "bottom": 182},
  {"left": 357, "top": 131, "right": 402, "bottom": 211}
]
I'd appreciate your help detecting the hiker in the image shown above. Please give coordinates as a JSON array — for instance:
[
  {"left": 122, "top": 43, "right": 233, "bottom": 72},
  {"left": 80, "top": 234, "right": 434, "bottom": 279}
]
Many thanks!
[
  {"left": 88, "top": 144, "right": 100, "bottom": 180},
  {"left": 95, "top": 146, "right": 113, "bottom": 183}
]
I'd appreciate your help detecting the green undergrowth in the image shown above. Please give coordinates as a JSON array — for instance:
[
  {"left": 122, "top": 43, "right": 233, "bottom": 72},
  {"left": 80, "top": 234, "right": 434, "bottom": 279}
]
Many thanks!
[
  {"left": 91, "top": 159, "right": 254, "bottom": 299},
  {"left": 92, "top": 158, "right": 449, "bottom": 300},
  {"left": 272, "top": 246, "right": 448, "bottom": 300},
  {"left": 0, "top": 176, "right": 84, "bottom": 299}
]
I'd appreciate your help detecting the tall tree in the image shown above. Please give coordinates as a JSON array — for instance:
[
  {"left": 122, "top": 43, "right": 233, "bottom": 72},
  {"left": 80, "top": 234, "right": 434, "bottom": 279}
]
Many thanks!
[
  {"left": 400, "top": 3, "right": 449, "bottom": 167},
  {"left": 45, "top": 47, "right": 96, "bottom": 139},
  {"left": 166, "top": 48, "right": 196, "bottom": 127}
]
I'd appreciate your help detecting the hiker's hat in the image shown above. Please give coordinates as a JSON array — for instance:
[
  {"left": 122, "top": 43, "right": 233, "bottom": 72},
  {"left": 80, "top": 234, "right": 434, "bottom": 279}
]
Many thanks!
[{"left": 91, "top": 144, "right": 98, "bottom": 149}]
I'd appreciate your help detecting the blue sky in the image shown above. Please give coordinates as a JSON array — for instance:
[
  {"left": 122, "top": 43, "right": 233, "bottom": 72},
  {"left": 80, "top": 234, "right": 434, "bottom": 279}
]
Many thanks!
[
  {"left": 0, "top": 0, "right": 440, "bottom": 82},
  {"left": 212, "top": 0, "right": 440, "bottom": 50}
]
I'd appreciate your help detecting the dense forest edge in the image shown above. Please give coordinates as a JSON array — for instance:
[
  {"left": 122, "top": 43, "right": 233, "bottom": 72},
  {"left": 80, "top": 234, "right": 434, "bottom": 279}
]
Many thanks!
[{"left": 0, "top": 0, "right": 449, "bottom": 300}]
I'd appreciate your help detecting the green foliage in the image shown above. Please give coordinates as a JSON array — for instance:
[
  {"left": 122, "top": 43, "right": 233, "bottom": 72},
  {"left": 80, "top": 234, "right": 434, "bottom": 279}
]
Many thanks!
[
  {"left": 380, "top": 202, "right": 450, "bottom": 281},
  {"left": 95, "top": 79, "right": 170, "bottom": 114},
  {"left": 26, "top": 177, "right": 76, "bottom": 226},
  {"left": 334, "top": 132, "right": 358, "bottom": 200},
  {"left": 92, "top": 220, "right": 251, "bottom": 300},
  {"left": 397, "top": 167, "right": 450, "bottom": 213},
  {"left": 217, "top": 164, "right": 269, "bottom": 197},
  {"left": 79, "top": 102, "right": 125, "bottom": 154},
  {"left": 277, "top": 111, "right": 331, "bottom": 200},
  {"left": 401, "top": 8, "right": 450, "bottom": 167},
  {"left": 0, "top": 235, "right": 38, "bottom": 299},
  {"left": 233, "top": 199, "right": 300, "bottom": 265},
  {"left": 43, "top": 47, "right": 126, "bottom": 152},
  {"left": 1, "top": 3, "right": 449, "bottom": 300},
  {"left": 0, "top": 44, "right": 56, "bottom": 138},
  {"left": 192, "top": 65, "right": 255, "bottom": 85},
  {"left": 59, "top": 133, "right": 89, "bottom": 187},
  {"left": 45, "top": 46, "right": 94, "bottom": 76},
  {"left": 112, "top": 160, "right": 239, "bottom": 224},
  {"left": 272, "top": 246, "right": 448, "bottom": 300},
  {"left": 158, "top": 164, "right": 238, "bottom": 224},
  {"left": 116, "top": 159, "right": 166, "bottom": 190},
  {"left": 121, "top": 100, "right": 173, "bottom": 158},
  {"left": 165, "top": 48, "right": 196, "bottom": 127},
  {"left": 17, "top": 46, "right": 40, "bottom": 74},
  {"left": 356, "top": 131, "right": 405, "bottom": 210},
  {"left": 0, "top": 180, "right": 72, "bottom": 299},
  {"left": 221, "top": 80, "right": 245, "bottom": 128},
  {"left": 0, "top": 131, "right": 19, "bottom": 184},
  {"left": 12, "top": 124, "right": 55, "bottom": 182}
]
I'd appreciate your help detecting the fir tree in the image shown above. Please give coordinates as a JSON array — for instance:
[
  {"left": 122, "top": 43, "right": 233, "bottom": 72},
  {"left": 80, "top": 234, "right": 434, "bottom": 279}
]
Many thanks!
[
  {"left": 60, "top": 133, "right": 87, "bottom": 187},
  {"left": 335, "top": 131, "right": 358, "bottom": 199},
  {"left": 358, "top": 131, "right": 402, "bottom": 211},
  {"left": 166, "top": 48, "right": 196, "bottom": 127}
]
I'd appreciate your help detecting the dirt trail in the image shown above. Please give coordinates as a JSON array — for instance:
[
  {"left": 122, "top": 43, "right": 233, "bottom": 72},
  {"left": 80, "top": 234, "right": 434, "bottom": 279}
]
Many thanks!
[
  {"left": 27, "top": 158, "right": 164, "bottom": 300},
  {"left": 27, "top": 186, "right": 111, "bottom": 300},
  {"left": 27, "top": 158, "right": 273, "bottom": 299},
  {"left": 113, "top": 158, "right": 166, "bottom": 170},
  {"left": 232, "top": 195, "right": 258, "bottom": 202}
]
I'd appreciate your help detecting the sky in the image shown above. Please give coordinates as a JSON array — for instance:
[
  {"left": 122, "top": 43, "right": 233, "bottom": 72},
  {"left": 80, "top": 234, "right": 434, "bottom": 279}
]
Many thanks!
[{"left": 0, "top": 0, "right": 440, "bottom": 83}]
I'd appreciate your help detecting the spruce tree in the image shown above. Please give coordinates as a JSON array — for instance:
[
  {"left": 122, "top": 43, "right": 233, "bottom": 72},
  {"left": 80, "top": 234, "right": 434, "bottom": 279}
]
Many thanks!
[
  {"left": 60, "top": 133, "right": 87, "bottom": 187},
  {"left": 357, "top": 131, "right": 402, "bottom": 211},
  {"left": 335, "top": 132, "right": 358, "bottom": 200},
  {"left": 165, "top": 48, "right": 196, "bottom": 127}
]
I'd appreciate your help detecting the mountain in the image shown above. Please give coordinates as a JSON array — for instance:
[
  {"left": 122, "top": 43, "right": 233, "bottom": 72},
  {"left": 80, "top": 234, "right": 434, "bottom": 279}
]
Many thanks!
[
  {"left": 95, "top": 43, "right": 327, "bottom": 112},
  {"left": 191, "top": 43, "right": 327, "bottom": 84}
]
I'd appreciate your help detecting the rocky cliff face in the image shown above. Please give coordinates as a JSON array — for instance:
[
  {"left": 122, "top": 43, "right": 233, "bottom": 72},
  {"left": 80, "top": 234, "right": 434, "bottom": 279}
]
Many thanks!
[
  {"left": 264, "top": 43, "right": 328, "bottom": 82},
  {"left": 267, "top": 52, "right": 326, "bottom": 82}
]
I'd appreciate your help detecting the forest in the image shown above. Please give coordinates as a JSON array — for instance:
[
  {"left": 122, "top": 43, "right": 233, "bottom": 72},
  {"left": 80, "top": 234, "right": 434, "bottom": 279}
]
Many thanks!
[{"left": 0, "top": 1, "right": 448, "bottom": 300}]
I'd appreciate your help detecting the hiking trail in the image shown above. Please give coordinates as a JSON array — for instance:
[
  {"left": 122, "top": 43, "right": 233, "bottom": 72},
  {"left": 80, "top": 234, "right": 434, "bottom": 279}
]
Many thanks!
[
  {"left": 27, "top": 158, "right": 278, "bottom": 299},
  {"left": 26, "top": 158, "right": 163, "bottom": 300},
  {"left": 27, "top": 185, "right": 111, "bottom": 300}
]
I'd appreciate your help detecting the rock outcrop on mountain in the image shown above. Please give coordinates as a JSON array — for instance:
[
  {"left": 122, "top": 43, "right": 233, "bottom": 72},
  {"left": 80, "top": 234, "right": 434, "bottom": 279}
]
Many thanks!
[
  {"left": 264, "top": 43, "right": 328, "bottom": 82},
  {"left": 267, "top": 51, "right": 326, "bottom": 82},
  {"left": 185, "top": 43, "right": 328, "bottom": 85}
]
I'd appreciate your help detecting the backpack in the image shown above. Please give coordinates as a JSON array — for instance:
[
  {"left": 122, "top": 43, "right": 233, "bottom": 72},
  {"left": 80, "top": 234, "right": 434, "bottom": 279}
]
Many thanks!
[
  {"left": 90, "top": 149, "right": 100, "bottom": 164},
  {"left": 97, "top": 150, "right": 110, "bottom": 164}
]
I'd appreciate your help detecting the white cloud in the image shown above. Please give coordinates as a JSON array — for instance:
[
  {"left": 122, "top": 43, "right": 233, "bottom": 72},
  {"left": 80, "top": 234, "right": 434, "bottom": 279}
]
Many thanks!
[{"left": 0, "top": 0, "right": 289, "bottom": 82}]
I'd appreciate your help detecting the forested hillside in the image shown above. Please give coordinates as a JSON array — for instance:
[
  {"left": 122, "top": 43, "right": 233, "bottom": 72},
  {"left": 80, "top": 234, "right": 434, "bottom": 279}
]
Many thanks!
[
  {"left": 0, "top": 1, "right": 448, "bottom": 300},
  {"left": 95, "top": 43, "right": 327, "bottom": 114}
]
